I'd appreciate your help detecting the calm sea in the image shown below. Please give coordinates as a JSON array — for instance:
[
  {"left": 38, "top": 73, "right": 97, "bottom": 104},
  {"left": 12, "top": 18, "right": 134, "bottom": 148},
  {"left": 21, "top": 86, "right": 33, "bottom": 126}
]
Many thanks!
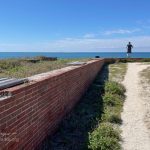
[{"left": 0, "top": 52, "right": 150, "bottom": 59}]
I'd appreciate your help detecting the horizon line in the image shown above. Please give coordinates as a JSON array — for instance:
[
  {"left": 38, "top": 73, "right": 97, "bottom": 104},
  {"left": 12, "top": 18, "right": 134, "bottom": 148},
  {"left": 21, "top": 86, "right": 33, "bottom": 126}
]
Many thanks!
[{"left": 0, "top": 51, "right": 150, "bottom": 53}]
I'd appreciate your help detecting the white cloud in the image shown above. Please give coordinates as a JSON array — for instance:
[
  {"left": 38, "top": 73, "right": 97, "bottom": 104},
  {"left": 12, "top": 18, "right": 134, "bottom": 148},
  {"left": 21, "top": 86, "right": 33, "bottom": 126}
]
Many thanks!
[
  {"left": 104, "top": 29, "right": 140, "bottom": 35},
  {"left": 43, "top": 36, "right": 150, "bottom": 52},
  {"left": 0, "top": 36, "right": 150, "bottom": 52},
  {"left": 83, "top": 33, "right": 96, "bottom": 38}
]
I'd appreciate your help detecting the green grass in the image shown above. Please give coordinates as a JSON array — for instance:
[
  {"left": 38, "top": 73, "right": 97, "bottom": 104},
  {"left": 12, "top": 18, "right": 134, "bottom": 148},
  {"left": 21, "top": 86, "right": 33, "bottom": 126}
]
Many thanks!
[
  {"left": 102, "top": 93, "right": 124, "bottom": 125},
  {"left": 0, "top": 58, "right": 89, "bottom": 78},
  {"left": 104, "top": 81, "right": 126, "bottom": 95}
]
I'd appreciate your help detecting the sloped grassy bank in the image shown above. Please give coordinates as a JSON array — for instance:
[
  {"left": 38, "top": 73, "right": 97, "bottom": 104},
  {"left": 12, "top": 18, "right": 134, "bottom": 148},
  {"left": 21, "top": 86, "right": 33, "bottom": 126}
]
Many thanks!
[{"left": 37, "top": 64, "right": 126, "bottom": 150}]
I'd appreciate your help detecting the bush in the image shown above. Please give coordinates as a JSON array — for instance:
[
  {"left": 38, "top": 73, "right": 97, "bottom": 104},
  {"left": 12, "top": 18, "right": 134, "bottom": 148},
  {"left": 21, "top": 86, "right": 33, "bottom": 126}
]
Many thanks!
[
  {"left": 89, "top": 137, "right": 121, "bottom": 150},
  {"left": 88, "top": 123, "right": 121, "bottom": 150},
  {"left": 105, "top": 81, "right": 126, "bottom": 95},
  {"left": 103, "top": 92, "right": 116, "bottom": 106},
  {"left": 103, "top": 93, "right": 124, "bottom": 106}
]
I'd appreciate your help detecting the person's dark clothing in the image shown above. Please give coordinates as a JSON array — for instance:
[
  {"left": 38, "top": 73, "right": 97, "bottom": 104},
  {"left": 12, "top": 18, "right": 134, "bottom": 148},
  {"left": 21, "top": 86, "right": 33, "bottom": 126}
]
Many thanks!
[{"left": 127, "top": 44, "right": 133, "bottom": 53}]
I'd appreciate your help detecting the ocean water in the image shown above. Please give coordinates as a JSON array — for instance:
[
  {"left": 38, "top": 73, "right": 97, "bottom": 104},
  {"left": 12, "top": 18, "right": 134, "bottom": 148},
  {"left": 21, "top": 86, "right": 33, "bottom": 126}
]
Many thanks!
[{"left": 0, "top": 52, "right": 150, "bottom": 59}]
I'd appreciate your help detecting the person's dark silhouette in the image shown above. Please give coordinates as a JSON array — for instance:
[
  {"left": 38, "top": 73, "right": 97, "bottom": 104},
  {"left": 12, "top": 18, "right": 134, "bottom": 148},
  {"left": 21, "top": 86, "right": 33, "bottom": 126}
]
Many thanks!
[{"left": 126, "top": 42, "right": 133, "bottom": 58}]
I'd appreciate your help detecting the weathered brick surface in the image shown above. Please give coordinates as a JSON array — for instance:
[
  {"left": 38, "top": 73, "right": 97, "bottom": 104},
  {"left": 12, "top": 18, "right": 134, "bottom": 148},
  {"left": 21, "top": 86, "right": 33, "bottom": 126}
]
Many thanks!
[{"left": 0, "top": 59, "right": 104, "bottom": 150}]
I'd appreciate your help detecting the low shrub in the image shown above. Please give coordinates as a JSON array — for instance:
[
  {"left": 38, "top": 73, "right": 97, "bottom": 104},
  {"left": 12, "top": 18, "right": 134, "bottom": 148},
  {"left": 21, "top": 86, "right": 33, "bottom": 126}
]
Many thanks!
[
  {"left": 103, "top": 93, "right": 123, "bottom": 106},
  {"left": 88, "top": 123, "right": 121, "bottom": 150},
  {"left": 105, "top": 81, "right": 126, "bottom": 95}
]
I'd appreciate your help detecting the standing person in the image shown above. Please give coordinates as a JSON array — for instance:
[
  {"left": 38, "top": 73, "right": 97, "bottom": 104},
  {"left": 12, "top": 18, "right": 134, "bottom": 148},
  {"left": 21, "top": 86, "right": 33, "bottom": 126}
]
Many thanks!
[{"left": 126, "top": 42, "right": 133, "bottom": 58}]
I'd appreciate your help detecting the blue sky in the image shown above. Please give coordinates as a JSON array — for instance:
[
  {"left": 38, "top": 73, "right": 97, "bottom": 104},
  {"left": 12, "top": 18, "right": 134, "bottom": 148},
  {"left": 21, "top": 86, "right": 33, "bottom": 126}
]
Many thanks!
[{"left": 0, "top": 0, "right": 150, "bottom": 52}]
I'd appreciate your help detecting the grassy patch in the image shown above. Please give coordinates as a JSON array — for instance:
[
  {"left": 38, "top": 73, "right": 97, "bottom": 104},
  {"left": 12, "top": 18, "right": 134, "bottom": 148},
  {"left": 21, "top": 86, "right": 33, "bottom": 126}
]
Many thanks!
[
  {"left": 0, "top": 58, "right": 89, "bottom": 78},
  {"left": 140, "top": 66, "right": 150, "bottom": 83},
  {"left": 108, "top": 63, "right": 127, "bottom": 82},
  {"left": 139, "top": 65, "right": 150, "bottom": 99}
]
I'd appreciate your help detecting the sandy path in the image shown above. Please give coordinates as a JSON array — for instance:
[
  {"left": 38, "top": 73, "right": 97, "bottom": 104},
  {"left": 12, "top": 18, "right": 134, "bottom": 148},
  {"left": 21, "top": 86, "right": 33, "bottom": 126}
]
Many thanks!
[{"left": 121, "top": 63, "right": 150, "bottom": 150}]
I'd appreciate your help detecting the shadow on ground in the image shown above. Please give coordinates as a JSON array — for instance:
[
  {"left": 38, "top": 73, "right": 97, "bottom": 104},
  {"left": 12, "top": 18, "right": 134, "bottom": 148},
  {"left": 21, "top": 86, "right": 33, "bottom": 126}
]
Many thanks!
[{"left": 36, "top": 64, "right": 109, "bottom": 150}]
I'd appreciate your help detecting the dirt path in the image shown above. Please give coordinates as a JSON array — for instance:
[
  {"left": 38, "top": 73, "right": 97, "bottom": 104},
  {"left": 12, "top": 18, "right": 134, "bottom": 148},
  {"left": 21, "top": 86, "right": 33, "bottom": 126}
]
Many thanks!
[{"left": 121, "top": 63, "right": 150, "bottom": 150}]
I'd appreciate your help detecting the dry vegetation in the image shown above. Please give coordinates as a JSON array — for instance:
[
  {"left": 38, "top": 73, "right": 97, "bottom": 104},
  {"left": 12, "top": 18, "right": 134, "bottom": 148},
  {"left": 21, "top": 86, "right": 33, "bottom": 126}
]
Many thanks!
[
  {"left": 0, "top": 58, "right": 89, "bottom": 78},
  {"left": 140, "top": 65, "right": 150, "bottom": 83},
  {"left": 108, "top": 63, "right": 127, "bottom": 82},
  {"left": 140, "top": 64, "right": 150, "bottom": 133}
]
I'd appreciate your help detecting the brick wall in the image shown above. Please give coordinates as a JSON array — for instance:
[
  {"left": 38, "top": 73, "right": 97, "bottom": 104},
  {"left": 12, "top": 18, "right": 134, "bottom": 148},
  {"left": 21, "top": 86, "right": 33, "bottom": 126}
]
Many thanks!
[{"left": 0, "top": 59, "right": 105, "bottom": 150}]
